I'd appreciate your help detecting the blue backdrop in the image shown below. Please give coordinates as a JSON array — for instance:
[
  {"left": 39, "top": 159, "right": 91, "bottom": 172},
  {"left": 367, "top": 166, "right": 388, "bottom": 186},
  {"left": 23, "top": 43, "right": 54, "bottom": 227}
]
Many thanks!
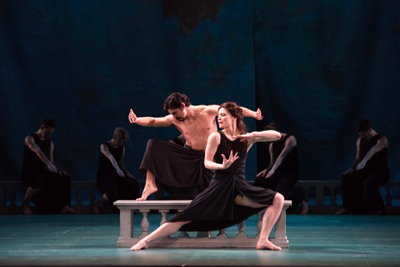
[{"left": 1, "top": 0, "right": 399, "bottom": 184}]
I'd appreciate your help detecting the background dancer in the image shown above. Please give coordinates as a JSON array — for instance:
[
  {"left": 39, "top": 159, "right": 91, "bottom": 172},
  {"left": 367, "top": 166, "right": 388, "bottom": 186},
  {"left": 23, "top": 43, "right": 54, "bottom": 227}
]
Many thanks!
[
  {"left": 21, "top": 119, "right": 75, "bottom": 215},
  {"left": 95, "top": 127, "right": 139, "bottom": 213},
  {"left": 336, "top": 119, "right": 389, "bottom": 215},
  {"left": 255, "top": 122, "right": 308, "bottom": 214}
]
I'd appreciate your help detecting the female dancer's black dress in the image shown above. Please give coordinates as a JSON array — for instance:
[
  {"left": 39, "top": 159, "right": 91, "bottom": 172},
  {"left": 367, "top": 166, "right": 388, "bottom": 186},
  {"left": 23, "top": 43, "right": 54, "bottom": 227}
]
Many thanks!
[{"left": 168, "top": 131, "right": 277, "bottom": 231}]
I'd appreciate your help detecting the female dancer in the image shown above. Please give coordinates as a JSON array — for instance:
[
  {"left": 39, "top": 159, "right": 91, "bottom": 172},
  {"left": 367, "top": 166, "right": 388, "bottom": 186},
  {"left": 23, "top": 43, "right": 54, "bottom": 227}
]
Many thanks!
[{"left": 131, "top": 102, "right": 284, "bottom": 251}]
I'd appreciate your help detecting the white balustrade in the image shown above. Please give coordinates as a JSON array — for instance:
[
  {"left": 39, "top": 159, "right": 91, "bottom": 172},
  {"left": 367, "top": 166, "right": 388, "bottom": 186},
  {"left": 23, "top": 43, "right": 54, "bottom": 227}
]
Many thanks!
[{"left": 113, "top": 200, "right": 291, "bottom": 248}]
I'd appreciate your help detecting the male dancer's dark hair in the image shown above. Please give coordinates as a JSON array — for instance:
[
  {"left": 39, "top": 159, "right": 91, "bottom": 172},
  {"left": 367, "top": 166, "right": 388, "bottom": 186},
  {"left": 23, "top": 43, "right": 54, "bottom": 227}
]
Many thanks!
[
  {"left": 164, "top": 92, "right": 192, "bottom": 110},
  {"left": 357, "top": 119, "right": 371, "bottom": 133}
]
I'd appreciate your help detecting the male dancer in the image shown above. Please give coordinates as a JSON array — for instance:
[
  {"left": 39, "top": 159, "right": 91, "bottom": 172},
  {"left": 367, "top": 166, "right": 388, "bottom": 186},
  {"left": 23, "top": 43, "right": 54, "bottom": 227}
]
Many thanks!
[{"left": 129, "top": 92, "right": 263, "bottom": 200}]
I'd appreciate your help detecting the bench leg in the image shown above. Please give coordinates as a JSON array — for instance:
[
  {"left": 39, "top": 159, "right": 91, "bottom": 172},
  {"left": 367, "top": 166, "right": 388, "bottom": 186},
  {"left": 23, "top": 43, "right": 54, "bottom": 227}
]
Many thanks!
[
  {"left": 140, "top": 209, "right": 150, "bottom": 238},
  {"left": 117, "top": 208, "right": 133, "bottom": 247}
]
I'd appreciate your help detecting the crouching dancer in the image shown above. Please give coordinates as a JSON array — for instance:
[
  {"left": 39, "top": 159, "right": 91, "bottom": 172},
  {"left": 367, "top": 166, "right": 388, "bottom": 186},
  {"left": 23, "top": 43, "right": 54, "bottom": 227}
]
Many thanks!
[{"left": 131, "top": 102, "right": 284, "bottom": 251}]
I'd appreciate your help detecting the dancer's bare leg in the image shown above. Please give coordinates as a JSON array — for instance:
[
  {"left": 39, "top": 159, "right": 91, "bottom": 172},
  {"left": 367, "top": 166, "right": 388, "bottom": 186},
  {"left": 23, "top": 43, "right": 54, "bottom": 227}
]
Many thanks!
[
  {"left": 234, "top": 194, "right": 283, "bottom": 250},
  {"left": 136, "top": 170, "right": 158, "bottom": 201},
  {"left": 131, "top": 221, "right": 190, "bottom": 251},
  {"left": 256, "top": 193, "right": 284, "bottom": 251},
  {"left": 22, "top": 187, "right": 40, "bottom": 215}
]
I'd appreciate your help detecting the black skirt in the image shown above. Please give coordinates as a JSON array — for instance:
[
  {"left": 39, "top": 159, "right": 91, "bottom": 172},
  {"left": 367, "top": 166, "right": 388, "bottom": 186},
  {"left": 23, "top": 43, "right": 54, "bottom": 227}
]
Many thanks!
[{"left": 140, "top": 139, "right": 213, "bottom": 199}]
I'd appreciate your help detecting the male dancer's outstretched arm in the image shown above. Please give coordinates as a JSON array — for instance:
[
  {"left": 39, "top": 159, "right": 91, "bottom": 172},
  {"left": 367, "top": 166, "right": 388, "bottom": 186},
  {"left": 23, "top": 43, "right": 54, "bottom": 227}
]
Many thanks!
[{"left": 128, "top": 109, "right": 173, "bottom": 127}]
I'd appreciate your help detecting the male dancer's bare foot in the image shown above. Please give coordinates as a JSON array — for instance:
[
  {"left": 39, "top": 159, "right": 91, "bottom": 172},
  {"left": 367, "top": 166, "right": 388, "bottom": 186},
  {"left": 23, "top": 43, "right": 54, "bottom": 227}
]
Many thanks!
[
  {"left": 130, "top": 239, "right": 148, "bottom": 251},
  {"left": 136, "top": 184, "right": 158, "bottom": 201},
  {"left": 256, "top": 240, "right": 282, "bottom": 251},
  {"left": 22, "top": 205, "right": 33, "bottom": 215}
]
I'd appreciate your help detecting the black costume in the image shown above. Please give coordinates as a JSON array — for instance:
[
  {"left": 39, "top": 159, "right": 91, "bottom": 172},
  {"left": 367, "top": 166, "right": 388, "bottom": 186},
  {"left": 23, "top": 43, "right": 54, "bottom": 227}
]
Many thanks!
[
  {"left": 21, "top": 133, "right": 71, "bottom": 213},
  {"left": 168, "top": 132, "right": 277, "bottom": 231},
  {"left": 139, "top": 139, "right": 213, "bottom": 199},
  {"left": 341, "top": 134, "right": 389, "bottom": 213},
  {"left": 96, "top": 142, "right": 139, "bottom": 204},
  {"left": 254, "top": 135, "right": 302, "bottom": 208}
]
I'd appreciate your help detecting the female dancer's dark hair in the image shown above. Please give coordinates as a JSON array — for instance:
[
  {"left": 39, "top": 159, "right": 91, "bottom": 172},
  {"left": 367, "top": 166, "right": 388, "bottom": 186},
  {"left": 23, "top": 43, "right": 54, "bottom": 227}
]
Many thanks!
[{"left": 219, "top": 101, "right": 247, "bottom": 134}]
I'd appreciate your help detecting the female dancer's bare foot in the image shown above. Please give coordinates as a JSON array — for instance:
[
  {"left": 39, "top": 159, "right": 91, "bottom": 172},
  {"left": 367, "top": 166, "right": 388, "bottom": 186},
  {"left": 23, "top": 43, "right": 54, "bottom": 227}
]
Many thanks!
[
  {"left": 130, "top": 239, "right": 148, "bottom": 251},
  {"left": 136, "top": 184, "right": 158, "bottom": 201},
  {"left": 256, "top": 240, "right": 282, "bottom": 251}
]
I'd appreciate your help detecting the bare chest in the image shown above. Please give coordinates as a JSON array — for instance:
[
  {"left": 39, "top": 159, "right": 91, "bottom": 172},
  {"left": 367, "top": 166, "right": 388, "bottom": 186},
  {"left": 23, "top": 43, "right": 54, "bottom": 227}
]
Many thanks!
[{"left": 174, "top": 116, "right": 217, "bottom": 147}]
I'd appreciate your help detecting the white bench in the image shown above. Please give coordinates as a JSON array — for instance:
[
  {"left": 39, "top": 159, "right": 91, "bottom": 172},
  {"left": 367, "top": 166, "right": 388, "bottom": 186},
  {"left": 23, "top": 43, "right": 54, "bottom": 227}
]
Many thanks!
[{"left": 113, "top": 200, "right": 292, "bottom": 248}]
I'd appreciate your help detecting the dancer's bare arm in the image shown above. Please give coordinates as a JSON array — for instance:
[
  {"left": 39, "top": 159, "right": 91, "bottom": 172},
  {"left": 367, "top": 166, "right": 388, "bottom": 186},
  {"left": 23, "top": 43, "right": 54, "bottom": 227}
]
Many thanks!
[
  {"left": 267, "top": 143, "right": 275, "bottom": 170},
  {"left": 241, "top": 107, "right": 263, "bottom": 120},
  {"left": 356, "top": 136, "right": 388, "bottom": 170},
  {"left": 25, "top": 136, "right": 58, "bottom": 173},
  {"left": 203, "top": 105, "right": 263, "bottom": 120},
  {"left": 236, "top": 130, "right": 281, "bottom": 151},
  {"left": 128, "top": 109, "right": 173, "bottom": 127},
  {"left": 267, "top": 136, "right": 297, "bottom": 178},
  {"left": 119, "top": 147, "right": 134, "bottom": 178},
  {"left": 204, "top": 132, "right": 239, "bottom": 170},
  {"left": 256, "top": 143, "right": 274, "bottom": 179},
  {"left": 266, "top": 136, "right": 296, "bottom": 178},
  {"left": 100, "top": 144, "right": 125, "bottom": 176},
  {"left": 348, "top": 138, "right": 362, "bottom": 172}
]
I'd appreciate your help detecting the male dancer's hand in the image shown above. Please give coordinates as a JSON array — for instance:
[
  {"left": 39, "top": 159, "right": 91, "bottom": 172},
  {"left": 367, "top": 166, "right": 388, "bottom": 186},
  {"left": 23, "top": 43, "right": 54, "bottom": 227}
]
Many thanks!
[
  {"left": 128, "top": 109, "right": 137, "bottom": 123},
  {"left": 254, "top": 108, "right": 263, "bottom": 120}
]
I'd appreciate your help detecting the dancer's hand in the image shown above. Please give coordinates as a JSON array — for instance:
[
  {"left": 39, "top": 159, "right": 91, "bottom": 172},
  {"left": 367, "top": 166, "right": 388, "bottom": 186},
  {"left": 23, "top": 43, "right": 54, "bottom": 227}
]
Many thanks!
[
  {"left": 116, "top": 169, "right": 125, "bottom": 177},
  {"left": 256, "top": 169, "right": 267, "bottom": 179},
  {"left": 58, "top": 169, "right": 69, "bottom": 176},
  {"left": 254, "top": 108, "right": 263, "bottom": 120},
  {"left": 46, "top": 162, "right": 58, "bottom": 173},
  {"left": 128, "top": 109, "right": 137, "bottom": 123},
  {"left": 265, "top": 169, "right": 275, "bottom": 179},
  {"left": 221, "top": 150, "right": 239, "bottom": 169},
  {"left": 356, "top": 161, "right": 366, "bottom": 170}
]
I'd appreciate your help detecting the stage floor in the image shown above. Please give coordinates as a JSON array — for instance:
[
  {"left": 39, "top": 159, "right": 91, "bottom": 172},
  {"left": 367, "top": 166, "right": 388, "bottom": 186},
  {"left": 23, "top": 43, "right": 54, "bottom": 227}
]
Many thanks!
[{"left": 0, "top": 213, "right": 399, "bottom": 267}]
